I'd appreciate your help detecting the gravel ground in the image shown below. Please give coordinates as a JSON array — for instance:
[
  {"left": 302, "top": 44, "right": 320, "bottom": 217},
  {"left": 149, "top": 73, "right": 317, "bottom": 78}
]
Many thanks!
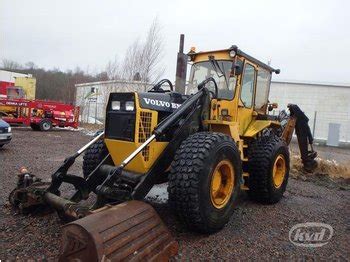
[{"left": 1, "top": 128, "right": 349, "bottom": 260}]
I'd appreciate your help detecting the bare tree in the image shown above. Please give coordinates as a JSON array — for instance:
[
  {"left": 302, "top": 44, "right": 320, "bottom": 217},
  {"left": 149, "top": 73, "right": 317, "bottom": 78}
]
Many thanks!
[
  {"left": 106, "top": 55, "right": 121, "bottom": 80},
  {"left": 121, "top": 39, "right": 142, "bottom": 81},
  {"left": 139, "top": 18, "right": 165, "bottom": 83},
  {"left": 25, "top": 61, "right": 37, "bottom": 70},
  {"left": 121, "top": 18, "right": 165, "bottom": 86},
  {"left": 1, "top": 59, "right": 22, "bottom": 70}
]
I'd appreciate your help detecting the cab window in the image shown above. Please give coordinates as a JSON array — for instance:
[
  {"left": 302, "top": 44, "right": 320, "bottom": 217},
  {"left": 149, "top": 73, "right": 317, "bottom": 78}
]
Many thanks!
[
  {"left": 255, "top": 68, "right": 271, "bottom": 111},
  {"left": 187, "top": 60, "right": 236, "bottom": 100},
  {"left": 240, "top": 63, "right": 255, "bottom": 108}
]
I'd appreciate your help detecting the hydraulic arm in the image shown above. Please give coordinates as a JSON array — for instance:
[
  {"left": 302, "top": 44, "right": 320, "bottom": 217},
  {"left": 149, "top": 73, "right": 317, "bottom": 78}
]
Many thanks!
[{"left": 282, "top": 104, "right": 318, "bottom": 172}]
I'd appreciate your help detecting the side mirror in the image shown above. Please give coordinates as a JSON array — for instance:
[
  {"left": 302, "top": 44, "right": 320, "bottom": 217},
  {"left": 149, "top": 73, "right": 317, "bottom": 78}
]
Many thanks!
[{"left": 268, "top": 103, "right": 278, "bottom": 112}]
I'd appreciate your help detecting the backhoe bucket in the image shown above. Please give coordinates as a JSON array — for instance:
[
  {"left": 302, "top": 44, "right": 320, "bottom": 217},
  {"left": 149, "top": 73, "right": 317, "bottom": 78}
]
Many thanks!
[{"left": 59, "top": 200, "right": 178, "bottom": 261}]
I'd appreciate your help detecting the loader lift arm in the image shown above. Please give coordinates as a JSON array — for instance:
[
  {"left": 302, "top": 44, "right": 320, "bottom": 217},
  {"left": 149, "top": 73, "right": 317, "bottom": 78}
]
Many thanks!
[{"left": 9, "top": 79, "right": 213, "bottom": 215}]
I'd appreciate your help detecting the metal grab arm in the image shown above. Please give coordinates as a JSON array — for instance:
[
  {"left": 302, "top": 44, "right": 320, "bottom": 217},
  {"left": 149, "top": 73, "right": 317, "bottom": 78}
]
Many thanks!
[
  {"left": 47, "top": 132, "right": 105, "bottom": 193},
  {"left": 287, "top": 104, "right": 317, "bottom": 172}
]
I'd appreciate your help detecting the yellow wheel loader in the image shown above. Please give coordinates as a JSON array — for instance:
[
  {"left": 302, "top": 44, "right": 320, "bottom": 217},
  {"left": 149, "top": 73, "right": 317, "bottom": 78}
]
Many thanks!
[{"left": 9, "top": 41, "right": 317, "bottom": 260}]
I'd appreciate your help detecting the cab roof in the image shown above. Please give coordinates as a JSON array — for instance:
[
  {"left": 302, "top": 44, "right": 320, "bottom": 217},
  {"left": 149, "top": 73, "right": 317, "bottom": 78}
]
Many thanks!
[{"left": 188, "top": 45, "right": 280, "bottom": 74}]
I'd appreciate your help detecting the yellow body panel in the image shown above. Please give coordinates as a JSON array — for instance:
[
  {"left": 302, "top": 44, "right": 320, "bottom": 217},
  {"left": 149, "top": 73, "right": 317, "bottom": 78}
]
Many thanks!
[
  {"left": 204, "top": 120, "right": 240, "bottom": 142},
  {"left": 210, "top": 98, "right": 239, "bottom": 122},
  {"left": 194, "top": 50, "right": 231, "bottom": 62},
  {"left": 0, "top": 105, "right": 16, "bottom": 113},
  {"left": 0, "top": 77, "right": 36, "bottom": 113},
  {"left": 105, "top": 92, "right": 169, "bottom": 174},
  {"left": 105, "top": 139, "right": 168, "bottom": 173},
  {"left": 14, "top": 77, "right": 36, "bottom": 99},
  {"left": 204, "top": 120, "right": 244, "bottom": 159},
  {"left": 243, "top": 120, "right": 280, "bottom": 137},
  {"left": 237, "top": 107, "right": 254, "bottom": 135}
]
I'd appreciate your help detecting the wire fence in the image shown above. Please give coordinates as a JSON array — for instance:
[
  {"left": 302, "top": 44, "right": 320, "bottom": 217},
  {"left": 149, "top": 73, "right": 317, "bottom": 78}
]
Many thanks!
[{"left": 79, "top": 102, "right": 106, "bottom": 125}]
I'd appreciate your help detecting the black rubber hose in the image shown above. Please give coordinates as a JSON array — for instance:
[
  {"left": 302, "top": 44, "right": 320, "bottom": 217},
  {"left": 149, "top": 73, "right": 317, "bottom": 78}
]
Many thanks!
[{"left": 149, "top": 79, "right": 173, "bottom": 92}]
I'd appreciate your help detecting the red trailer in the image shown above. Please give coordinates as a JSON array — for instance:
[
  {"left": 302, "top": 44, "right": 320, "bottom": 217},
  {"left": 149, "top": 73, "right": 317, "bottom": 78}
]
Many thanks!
[{"left": 0, "top": 98, "right": 79, "bottom": 131}]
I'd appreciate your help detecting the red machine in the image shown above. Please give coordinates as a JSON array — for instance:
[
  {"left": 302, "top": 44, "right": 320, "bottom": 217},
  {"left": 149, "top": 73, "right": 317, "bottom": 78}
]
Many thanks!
[{"left": 0, "top": 98, "right": 79, "bottom": 131}]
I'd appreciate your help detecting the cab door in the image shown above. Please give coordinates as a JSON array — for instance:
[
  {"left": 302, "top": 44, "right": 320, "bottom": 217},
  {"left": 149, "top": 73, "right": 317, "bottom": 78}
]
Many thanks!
[{"left": 237, "top": 62, "right": 256, "bottom": 135}]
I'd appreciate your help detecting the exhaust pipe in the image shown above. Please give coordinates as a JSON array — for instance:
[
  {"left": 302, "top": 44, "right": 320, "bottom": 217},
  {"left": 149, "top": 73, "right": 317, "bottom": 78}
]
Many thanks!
[{"left": 175, "top": 34, "right": 188, "bottom": 94}]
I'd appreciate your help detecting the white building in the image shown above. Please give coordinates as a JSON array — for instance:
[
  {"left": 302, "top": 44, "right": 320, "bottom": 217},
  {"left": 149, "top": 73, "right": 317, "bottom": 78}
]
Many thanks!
[
  {"left": 270, "top": 80, "right": 350, "bottom": 145},
  {"left": 75, "top": 80, "right": 151, "bottom": 124}
]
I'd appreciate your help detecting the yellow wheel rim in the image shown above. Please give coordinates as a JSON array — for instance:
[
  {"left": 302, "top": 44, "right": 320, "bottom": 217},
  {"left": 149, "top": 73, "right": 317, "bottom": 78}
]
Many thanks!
[
  {"left": 210, "top": 160, "right": 235, "bottom": 209},
  {"left": 273, "top": 154, "right": 286, "bottom": 188}
]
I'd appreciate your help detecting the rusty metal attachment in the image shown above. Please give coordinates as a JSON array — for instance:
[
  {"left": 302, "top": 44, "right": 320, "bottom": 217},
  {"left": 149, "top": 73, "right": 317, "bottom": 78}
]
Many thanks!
[
  {"left": 10, "top": 167, "right": 179, "bottom": 260},
  {"left": 59, "top": 201, "right": 179, "bottom": 261},
  {"left": 282, "top": 116, "right": 296, "bottom": 145},
  {"left": 9, "top": 168, "right": 50, "bottom": 212}
]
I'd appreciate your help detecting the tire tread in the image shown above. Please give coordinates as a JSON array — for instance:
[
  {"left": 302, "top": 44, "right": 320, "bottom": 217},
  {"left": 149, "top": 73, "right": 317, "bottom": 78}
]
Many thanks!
[
  {"left": 247, "top": 134, "right": 289, "bottom": 204},
  {"left": 83, "top": 139, "right": 108, "bottom": 178},
  {"left": 168, "top": 132, "right": 241, "bottom": 233}
]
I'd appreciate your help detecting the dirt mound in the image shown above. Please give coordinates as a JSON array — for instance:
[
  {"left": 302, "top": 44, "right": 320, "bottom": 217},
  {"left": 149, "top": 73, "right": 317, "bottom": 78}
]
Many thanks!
[{"left": 290, "top": 155, "right": 350, "bottom": 189}]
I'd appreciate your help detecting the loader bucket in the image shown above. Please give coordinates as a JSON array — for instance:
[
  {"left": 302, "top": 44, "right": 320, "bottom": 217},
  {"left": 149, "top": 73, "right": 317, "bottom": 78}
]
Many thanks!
[{"left": 59, "top": 200, "right": 178, "bottom": 261}]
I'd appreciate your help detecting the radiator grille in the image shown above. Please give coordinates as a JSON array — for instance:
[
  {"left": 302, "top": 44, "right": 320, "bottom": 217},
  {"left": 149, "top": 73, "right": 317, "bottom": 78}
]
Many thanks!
[{"left": 138, "top": 111, "right": 152, "bottom": 161}]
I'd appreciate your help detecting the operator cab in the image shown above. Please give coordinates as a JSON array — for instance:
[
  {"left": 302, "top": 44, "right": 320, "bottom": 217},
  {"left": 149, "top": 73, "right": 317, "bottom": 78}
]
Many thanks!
[
  {"left": 187, "top": 47, "right": 279, "bottom": 113},
  {"left": 186, "top": 46, "right": 280, "bottom": 134}
]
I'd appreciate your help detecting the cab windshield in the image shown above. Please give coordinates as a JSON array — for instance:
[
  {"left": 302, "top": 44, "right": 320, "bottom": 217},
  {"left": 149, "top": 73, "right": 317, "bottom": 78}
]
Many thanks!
[{"left": 187, "top": 60, "right": 236, "bottom": 100}]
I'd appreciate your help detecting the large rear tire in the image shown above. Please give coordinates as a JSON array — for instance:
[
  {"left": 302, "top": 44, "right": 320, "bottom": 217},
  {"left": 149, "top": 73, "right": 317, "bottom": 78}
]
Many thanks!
[
  {"left": 247, "top": 134, "right": 290, "bottom": 204},
  {"left": 168, "top": 132, "right": 242, "bottom": 233},
  {"left": 83, "top": 139, "right": 108, "bottom": 179}
]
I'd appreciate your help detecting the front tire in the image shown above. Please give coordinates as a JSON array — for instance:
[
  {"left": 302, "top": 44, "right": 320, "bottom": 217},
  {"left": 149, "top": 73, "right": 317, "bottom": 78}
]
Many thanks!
[
  {"left": 168, "top": 132, "right": 242, "bottom": 233},
  {"left": 247, "top": 134, "right": 290, "bottom": 204},
  {"left": 39, "top": 119, "right": 52, "bottom": 131}
]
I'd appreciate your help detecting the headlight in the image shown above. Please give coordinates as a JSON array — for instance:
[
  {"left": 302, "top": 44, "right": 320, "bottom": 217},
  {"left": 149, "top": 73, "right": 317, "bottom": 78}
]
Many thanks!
[
  {"left": 111, "top": 101, "right": 121, "bottom": 110},
  {"left": 125, "top": 101, "right": 135, "bottom": 111},
  {"left": 7, "top": 126, "right": 11, "bottom": 132},
  {"left": 229, "top": 50, "right": 236, "bottom": 58}
]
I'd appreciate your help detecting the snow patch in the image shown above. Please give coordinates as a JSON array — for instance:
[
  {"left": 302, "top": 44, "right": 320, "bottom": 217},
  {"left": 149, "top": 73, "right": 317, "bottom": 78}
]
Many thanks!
[
  {"left": 64, "top": 126, "right": 82, "bottom": 132},
  {"left": 80, "top": 129, "right": 99, "bottom": 136},
  {"left": 145, "top": 183, "right": 168, "bottom": 204},
  {"left": 87, "top": 117, "right": 103, "bottom": 125}
]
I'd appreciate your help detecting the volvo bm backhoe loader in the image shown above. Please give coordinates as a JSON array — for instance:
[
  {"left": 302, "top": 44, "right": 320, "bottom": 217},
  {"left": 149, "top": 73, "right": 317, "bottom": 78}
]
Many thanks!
[{"left": 9, "top": 44, "right": 317, "bottom": 261}]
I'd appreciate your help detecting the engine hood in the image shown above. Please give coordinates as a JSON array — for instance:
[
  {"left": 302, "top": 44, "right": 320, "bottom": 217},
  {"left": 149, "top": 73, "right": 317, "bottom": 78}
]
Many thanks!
[{"left": 138, "top": 92, "right": 188, "bottom": 112}]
